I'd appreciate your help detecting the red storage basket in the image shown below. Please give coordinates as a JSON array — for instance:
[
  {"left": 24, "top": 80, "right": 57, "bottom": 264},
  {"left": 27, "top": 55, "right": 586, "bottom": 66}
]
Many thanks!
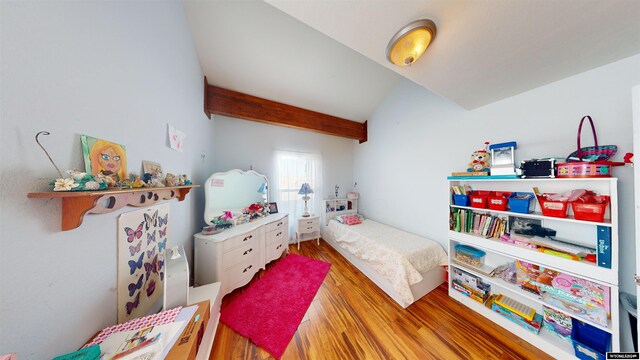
[
  {"left": 571, "top": 195, "right": 609, "bottom": 222},
  {"left": 488, "top": 191, "right": 513, "bottom": 211},
  {"left": 536, "top": 194, "right": 569, "bottom": 218},
  {"left": 470, "top": 190, "right": 491, "bottom": 209}
]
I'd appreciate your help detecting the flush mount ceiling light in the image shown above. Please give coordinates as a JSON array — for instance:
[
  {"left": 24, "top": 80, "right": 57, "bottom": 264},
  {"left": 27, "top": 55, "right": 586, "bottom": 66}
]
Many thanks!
[{"left": 386, "top": 19, "right": 437, "bottom": 66}]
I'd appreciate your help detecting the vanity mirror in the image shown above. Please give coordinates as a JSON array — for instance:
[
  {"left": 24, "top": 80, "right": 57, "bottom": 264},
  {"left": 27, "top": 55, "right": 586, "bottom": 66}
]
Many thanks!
[{"left": 203, "top": 169, "right": 269, "bottom": 224}]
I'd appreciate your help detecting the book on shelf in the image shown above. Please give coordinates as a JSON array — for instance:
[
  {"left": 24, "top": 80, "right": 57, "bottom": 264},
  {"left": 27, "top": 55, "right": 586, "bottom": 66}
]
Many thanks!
[
  {"left": 596, "top": 226, "right": 611, "bottom": 269},
  {"left": 543, "top": 306, "right": 572, "bottom": 342},
  {"left": 450, "top": 208, "right": 508, "bottom": 239}
]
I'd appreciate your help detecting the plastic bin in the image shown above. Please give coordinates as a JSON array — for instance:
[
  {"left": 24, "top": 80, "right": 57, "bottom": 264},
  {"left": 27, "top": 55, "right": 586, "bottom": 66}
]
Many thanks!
[
  {"left": 571, "top": 195, "right": 610, "bottom": 222},
  {"left": 571, "top": 319, "right": 611, "bottom": 360},
  {"left": 454, "top": 244, "right": 486, "bottom": 268},
  {"left": 453, "top": 193, "right": 471, "bottom": 206},
  {"left": 508, "top": 192, "right": 536, "bottom": 214},
  {"left": 470, "top": 190, "right": 491, "bottom": 209},
  {"left": 488, "top": 191, "right": 513, "bottom": 211},
  {"left": 537, "top": 194, "right": 569, "bottom": 218}
]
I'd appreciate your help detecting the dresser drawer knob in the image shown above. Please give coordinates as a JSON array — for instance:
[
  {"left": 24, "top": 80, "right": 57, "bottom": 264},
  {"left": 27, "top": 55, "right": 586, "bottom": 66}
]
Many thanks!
[
  {"left": 277, "top": 221, "right": 283, "bottom": 226},
  {"left": 306, "top": 227, "right": 314, "bottom": 230},
  {"left": 243, "top": 234, "right": 253, "bottom": 241},
  {"left": 242, "top": 265, "right": 253, "bottom": 273},
  {"left": 243, "top": 248, "right": 253, "bottom": 255},
  {"left": 276, "top": 244, "right": 282, "bottom": 250},
  {"left": 276, "top": 231, "right": 282, "bottom": 236}
]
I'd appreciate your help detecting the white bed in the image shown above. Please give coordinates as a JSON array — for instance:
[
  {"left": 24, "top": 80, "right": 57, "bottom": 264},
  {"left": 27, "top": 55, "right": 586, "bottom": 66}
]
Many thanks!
[{"left": 322, "top": 218, "right": 447, "bottom": 308}]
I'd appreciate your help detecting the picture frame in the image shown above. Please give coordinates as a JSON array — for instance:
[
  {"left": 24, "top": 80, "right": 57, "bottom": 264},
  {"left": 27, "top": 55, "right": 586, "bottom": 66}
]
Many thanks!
[
  {"left": 142, "top": 160, "right": 163, "bottom": 176},
  {"left": 81, "top": 135, "right": 127, "bottom": 180},
  {"left": 268, "top": 202, "right": 278, "bottom": 214}
]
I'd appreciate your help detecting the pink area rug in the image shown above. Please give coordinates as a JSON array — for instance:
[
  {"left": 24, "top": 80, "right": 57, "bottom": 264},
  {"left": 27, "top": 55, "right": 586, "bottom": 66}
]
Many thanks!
[{"left": 220, "top": 253, "right": 331, "bottom": 358}]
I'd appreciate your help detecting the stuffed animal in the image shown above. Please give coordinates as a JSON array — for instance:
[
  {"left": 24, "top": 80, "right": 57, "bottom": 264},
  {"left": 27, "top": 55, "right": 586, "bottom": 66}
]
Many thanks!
[{"left": 467, "top": 142, "right": 491, "bottom": 172}]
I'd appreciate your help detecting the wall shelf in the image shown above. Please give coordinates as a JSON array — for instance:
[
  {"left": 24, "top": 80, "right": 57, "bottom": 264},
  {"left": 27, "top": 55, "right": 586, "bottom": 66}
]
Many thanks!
[{"left": 27, "top": 185, "right": 199, "bottom": 231}]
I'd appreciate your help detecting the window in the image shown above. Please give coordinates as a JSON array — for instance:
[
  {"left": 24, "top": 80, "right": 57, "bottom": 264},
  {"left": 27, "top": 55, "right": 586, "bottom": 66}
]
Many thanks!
[{"left": 273, "top": 150, "right": 323, "bottom": 238}]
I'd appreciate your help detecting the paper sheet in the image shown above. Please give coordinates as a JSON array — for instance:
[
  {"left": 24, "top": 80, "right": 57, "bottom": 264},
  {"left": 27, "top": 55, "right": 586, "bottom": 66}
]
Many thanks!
[{"left": 167, "top": 124, "right": 186, "bottom": 152}]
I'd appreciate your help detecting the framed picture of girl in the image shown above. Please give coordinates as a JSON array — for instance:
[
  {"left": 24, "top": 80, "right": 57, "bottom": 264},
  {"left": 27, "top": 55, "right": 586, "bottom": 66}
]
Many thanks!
[
  {"left": 81, "top": 135, "right": 127, "bottom": 181},
  {"left": 268, "top": 202, "right": 278, "bottom": 214}
]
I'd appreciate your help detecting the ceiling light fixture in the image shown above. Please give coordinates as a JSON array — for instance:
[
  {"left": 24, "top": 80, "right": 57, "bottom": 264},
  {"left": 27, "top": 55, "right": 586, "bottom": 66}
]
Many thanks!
[{"left": 386, "top": 19, "right": 437, "bottom": 66}]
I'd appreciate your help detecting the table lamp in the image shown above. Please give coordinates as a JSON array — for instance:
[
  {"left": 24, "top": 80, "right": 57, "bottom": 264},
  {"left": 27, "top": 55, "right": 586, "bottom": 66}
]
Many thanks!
[{"left": 298, "top": 183, "right": 314, "bottom": 217}]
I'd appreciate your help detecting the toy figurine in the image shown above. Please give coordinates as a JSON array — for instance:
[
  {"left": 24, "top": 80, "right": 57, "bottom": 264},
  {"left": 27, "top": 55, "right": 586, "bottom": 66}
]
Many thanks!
[
  {"left": 181, "top": 174, "right": 191, "bottom": 185},
  {"left": 177, "top": 174, "right": 185, "bottom": 186},
  {"left": 131, "top": 175, "right": 145, "bottom": 188},
  {"left": 467, "top": 142, "right": 492, "bottom": 172},
  {"left": 165, "top": 173, "right": 177, "bottom": 187}
]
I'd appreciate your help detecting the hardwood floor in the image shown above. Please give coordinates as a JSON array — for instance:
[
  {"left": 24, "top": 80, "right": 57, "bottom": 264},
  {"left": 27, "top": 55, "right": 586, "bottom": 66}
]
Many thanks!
[{"left": 210, "top": 240, "right": 553, "bottom": 360}]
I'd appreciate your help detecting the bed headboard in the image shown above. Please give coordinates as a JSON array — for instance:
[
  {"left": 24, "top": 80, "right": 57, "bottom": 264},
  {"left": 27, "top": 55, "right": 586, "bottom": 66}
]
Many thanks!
[{"left": 323, "top": 197, "right": 358, "bottom": 226}]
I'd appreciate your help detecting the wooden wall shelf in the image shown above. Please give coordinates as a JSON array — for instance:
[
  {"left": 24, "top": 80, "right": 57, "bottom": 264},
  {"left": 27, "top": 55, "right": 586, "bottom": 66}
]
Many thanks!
[{"left": 27, "top": 185, "right": 199, "bottom": 231}]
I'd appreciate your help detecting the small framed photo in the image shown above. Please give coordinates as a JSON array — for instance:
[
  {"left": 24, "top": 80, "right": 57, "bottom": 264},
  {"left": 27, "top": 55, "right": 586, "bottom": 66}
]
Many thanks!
[
  {"left": 142, "top": 160, "right": 163, "bottom": 176},
  {"left": 268, "top": 202, "right": 278, "bottom": 214}
]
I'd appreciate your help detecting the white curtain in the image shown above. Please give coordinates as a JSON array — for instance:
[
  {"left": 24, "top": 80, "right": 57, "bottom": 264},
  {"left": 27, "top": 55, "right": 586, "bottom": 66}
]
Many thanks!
[{"left": 272, "top": 150, "right": 323, "bottom": 242}]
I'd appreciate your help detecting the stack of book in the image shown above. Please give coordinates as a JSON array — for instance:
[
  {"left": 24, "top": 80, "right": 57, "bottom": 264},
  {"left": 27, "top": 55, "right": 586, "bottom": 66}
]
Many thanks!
[{"left": 451, "top": 209, "right": 508, "bottom": 239}]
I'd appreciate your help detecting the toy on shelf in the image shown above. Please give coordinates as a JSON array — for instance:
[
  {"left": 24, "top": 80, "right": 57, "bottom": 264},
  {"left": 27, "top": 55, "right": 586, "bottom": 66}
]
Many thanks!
[
  {"left": 51, "top": 169, "right": 108, "bottom": 192},
  {"left": 490, "top": 294, "right": 543, "bottom": 334},
  {"left": 467, "top": 142, "right": 492, "bottom": 173},
  {"left": 489, "top": 141, "right": 518, "bottom": 176},
  {"left": 165, "top": 173, "right": 177, "bottom": 187},
  {"left": 543, "top": 305, "right": 573, "bottom": 342}
]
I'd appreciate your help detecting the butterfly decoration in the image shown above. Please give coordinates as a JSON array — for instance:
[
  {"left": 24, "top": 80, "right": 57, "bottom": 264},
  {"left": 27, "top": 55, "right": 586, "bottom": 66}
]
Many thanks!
[
  {"left": 124, "top": 221, "right": 144, "bottom": 243},
  {"left": 158, "top": 214, "right": 169, "bottom": 227},
  {"left": 126, "top": 291, "right": 140, "bottom": 315},
  {"left": 144, "top": 210, "right": 158, "bottom": 231},
  {"left": 128, "top": 274, "right": 144, "bottom": 297},
  {"left": 146, "top": 230, "right": 156, "bottom": 245},
  {"left": 128, "top": 253, "right": 144, "bottom": 275},
  {"left": 147, "top": 247, "right": 156, "bottom": 258},
  {"left": 128, "top": 240, "right": 141, "bottom": 256},
  {"left": 146, "top": 279, "right": 156, "bottom": 297},
  {"left": 157, "top": 259, "right": 164, "bottom": 271},
  {"left": 157, "top": 239, "right": 167, "bottom": 252},
  {"left": 144, "top": 254, "right": 158, "bottom": 280},
  {"left": 158, "top": 227, "right": 167, "bottom": 238},
  {"left": 160, "top": 271, "right": 164, "bottom": 282}
]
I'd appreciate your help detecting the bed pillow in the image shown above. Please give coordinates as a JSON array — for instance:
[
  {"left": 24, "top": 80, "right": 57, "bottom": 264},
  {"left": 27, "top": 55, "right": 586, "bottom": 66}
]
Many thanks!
[
  {"left": 342, "top": 215, "right": 362, "bottom": 226},
  {"left": 334, "top": 214, "right": 365, "bottom": 224}
]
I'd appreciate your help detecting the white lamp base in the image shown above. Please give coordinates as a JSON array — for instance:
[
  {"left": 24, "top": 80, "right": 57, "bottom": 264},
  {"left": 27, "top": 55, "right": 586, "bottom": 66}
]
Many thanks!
[{"left": 302, "top": 195, "right": 310, "bottom": 217}]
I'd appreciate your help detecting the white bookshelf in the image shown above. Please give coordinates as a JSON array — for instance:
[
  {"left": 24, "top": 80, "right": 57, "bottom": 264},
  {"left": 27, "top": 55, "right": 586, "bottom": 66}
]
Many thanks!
[{"left": 447, "top": 177, "right": 619, "bottom": 357}]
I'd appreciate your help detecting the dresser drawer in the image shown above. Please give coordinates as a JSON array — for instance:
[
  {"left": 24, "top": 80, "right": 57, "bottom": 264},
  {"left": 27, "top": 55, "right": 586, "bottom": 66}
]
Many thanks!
[
  {"left": 299, "top": 217, "right": 319, "bottom": 227},
  {"left": 222, "top": 228, "right": 261, "bottom": 252},
  {"left": 265, "top": 240, "right": 287, "bottom": 263},
  {"left": 226, "top": 253, "right": 260, "bottom": 286},
  {"left": 223, "top": 240, "right": 258, "bottom": 269},
  {"left": 265, "top": 216, "right": 288, "bottom": 233},
  {"left": 266, "top": 227, "right": 286, "bottom": 245},
  {"left": 299, "top": 223, "right": 319, "bottom": 233}
]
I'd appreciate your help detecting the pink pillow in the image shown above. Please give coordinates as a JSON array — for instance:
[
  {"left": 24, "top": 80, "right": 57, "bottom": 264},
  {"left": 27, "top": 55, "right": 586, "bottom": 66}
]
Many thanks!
[{"left": 342, "top": 215, "right": 362, "bottom": 226}]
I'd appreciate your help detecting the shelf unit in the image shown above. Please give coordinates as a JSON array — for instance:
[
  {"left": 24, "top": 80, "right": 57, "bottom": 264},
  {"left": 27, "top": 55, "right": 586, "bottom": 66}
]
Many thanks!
[
  {"left": 27, "top": 185, "right": 198, "bottom": 231},
  {"left": 447, "top": 178, "right": 619, "bottom": 358}
]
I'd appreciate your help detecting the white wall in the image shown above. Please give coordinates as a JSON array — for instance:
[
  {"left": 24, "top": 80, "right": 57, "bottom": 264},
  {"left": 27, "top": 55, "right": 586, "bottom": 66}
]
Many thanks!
[
  {"left": 212, "top": 115, "right": 355, "bottom": 220},
  {"left": 354, "top": 54, "right": 639, "bottom": 350},
  {"left": 0, "top": 2, "right": 213, "bottom": 358}
]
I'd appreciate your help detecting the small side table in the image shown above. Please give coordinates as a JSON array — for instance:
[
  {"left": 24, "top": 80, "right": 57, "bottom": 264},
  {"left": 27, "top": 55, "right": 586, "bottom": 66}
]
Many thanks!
[{"left": 296, "top": 215, "right": 320, "bottom": 250}]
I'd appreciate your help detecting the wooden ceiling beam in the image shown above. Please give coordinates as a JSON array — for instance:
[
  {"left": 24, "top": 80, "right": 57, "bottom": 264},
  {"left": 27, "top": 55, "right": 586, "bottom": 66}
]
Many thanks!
[{"left": 204, "top": 81, "right": 367, "bottom": 143}]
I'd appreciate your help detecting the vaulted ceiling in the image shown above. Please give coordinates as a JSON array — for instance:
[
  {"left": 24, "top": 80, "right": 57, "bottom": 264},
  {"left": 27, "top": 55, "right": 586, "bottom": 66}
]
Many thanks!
[{"left": 185, "top": 0, "right": 640, "bottom": 120}]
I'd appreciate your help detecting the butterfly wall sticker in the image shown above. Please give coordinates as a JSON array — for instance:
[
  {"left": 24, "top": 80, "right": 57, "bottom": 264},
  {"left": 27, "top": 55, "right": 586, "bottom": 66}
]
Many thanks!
[
  {"left": 128, "top": 274, "right": 143, "bottom": 297},
  {"left": 144, "top": 210, "right": 158, "bottom": 230},
  {"left": 158, "top": 214, "right": 168, "bottom": 227},
  {"left": 126, "top": 292, "right": 140, "bottom": 315},
  {"left": 128, "top": 253, "right": 144, "bottom": 275},
  {"left": 146, "top": 279, "right": 156, "bottom": 297},
  {"left": 146, "top": 230, "right": 156, "bottom": 245},
  {"left": 157, "top": 259, "right": 164, "bottom": 272},
  {"left": 158, "top": 238, "right": 167, "bottom": 252},
  {"left": 144, "top": 254, "right": 158, "bottom": 280},
  {"left": 158, "top": 227, "right": 167, "bottom": 238},
  {"left": 128, "top": 240, "right": 141, "bottom": 256},
  {"left": 147, "top": 247, "right": 156, "bottom": 258},
  {"left": 124, "top": 221, "right": 144, "bottom": 243}
]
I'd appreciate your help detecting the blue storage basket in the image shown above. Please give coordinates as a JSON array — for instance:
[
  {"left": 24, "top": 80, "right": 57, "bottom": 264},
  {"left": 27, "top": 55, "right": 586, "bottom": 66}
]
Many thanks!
[
  {"left": 571, "top": 319, "right": 610, "bottom": 360},
  {"left": 508, "top": 192, "right": 535, "bottom": 214},
  {"left": 453, "top": 193, "right": 471, "bottom": 206}
]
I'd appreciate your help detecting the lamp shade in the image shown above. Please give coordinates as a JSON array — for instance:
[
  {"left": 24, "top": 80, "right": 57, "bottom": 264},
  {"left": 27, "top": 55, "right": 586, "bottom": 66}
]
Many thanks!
[
  {"left": 386, "top": 19, "right": 437, "bottom": 66},
  {"left": 298, "top": 183, "right": 314, "bottom": 195},
  {"left": 257, "top": 182, "right": 267, "bottom": 194}
]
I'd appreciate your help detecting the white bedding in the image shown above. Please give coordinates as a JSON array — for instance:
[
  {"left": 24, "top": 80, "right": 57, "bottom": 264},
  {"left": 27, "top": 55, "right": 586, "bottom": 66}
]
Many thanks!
[{"left": 325, "top": 219, "right": 447, "bottom": 305}]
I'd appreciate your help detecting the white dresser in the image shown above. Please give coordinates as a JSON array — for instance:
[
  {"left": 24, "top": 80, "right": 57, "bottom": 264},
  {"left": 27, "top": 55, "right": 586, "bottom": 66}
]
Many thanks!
[{"left": 194, "top": 213, "right": 289, "bottom": 296}]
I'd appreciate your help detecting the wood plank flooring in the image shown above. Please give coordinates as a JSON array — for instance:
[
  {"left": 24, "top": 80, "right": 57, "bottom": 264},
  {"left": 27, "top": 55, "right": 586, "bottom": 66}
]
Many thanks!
[{"left": 210, "top": 240, "right": 553, "bottom": 360}]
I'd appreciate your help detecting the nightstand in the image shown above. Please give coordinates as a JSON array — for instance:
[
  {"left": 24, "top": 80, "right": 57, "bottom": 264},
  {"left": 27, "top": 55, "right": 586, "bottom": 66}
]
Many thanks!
[{"left": 296, "top": 215, "right": 320, "bottom": 250}]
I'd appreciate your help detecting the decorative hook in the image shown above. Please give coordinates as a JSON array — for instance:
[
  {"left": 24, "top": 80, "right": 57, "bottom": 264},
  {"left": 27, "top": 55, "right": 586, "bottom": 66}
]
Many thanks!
[{"left": 35, "top": 131, "right": 63, "bottom": 178}]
